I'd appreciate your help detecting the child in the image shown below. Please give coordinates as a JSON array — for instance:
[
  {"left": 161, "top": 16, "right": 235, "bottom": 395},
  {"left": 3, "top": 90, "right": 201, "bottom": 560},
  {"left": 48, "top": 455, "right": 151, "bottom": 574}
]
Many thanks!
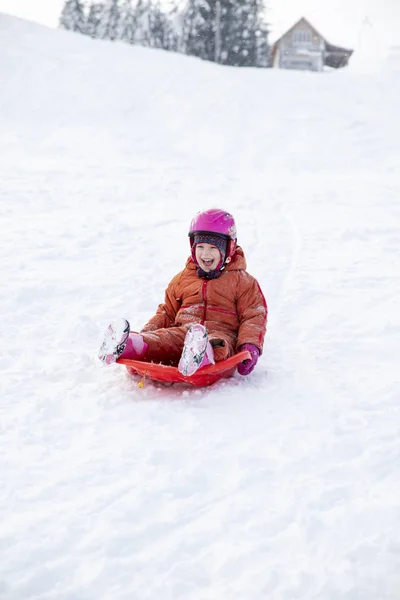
[{"left": 98, "top": 208, "right": 267, "bottom": 377}]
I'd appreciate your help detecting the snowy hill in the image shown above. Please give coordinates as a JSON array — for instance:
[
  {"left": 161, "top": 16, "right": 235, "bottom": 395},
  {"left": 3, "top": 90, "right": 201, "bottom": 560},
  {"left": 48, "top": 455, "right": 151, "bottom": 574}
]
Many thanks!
[{"left": 1, "top": 13, "right": 400, "bottom": 600}]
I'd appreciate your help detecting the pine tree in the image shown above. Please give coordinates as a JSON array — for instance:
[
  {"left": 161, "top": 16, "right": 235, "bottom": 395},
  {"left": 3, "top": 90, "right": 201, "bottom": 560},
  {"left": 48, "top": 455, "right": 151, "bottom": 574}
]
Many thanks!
[
  {"left": 182, "top": 0, "right": 215, "bottom": 62},
  {"left": 132, "top": 0, "right": 151, "bottom": 46},
  {"left": 147, "top": 1, "right": 179, "bottom": 50},
  {"left": 221, "top": 0, "right": 257, "bottom": 67},
  {"left": 256, "top": 17, "right": 270, "bottom": 67},
  {"left": 97, "top": 0, "right": 121, "bottom": 41},
  {"left": 166, "top": 1, "right": 185, "bottom": 52},
  {"left": 116, "top": 0, "right": 136, "bottom": 42},
  {"left": 59, "top": 0, "right": 86, "bottom": 33},
  {"left": 86, "top": 2, "right": 104, "bottom": 38},
  {"left": 182, "top": 0, "right": 269, "bottom": 67}
]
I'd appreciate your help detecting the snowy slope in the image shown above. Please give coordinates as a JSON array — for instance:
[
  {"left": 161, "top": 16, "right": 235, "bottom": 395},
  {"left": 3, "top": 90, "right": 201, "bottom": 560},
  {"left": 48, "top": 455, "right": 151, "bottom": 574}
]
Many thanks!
[{"left": 1, "top": 13, "right": 400, "bottom": 600}]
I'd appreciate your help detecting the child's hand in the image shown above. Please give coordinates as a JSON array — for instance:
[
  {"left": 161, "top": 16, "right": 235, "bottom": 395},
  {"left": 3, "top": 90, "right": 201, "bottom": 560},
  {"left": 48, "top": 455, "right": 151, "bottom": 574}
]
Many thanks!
[{"left": 237, "top": 344, "right": 260, "bottom": 376}]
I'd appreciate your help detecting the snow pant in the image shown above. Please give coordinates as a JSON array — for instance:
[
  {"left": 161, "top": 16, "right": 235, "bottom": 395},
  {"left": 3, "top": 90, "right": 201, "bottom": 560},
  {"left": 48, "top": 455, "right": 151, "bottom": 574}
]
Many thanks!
[{"left": 121, "top": 325, "right": 234, "bottom": 366}]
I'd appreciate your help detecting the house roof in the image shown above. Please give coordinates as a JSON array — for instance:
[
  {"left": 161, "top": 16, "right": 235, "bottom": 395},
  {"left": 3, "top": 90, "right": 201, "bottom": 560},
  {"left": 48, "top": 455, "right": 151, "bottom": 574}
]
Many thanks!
[
  {"left": 324, "top": 42, "right": 354, "bottom": 68},
  {"left": 269, "top": 15, "right": 355, "bottom": 50},
  {"left": 271, "top": 16, "right": 353, "bottom": 54},
  {"left": 271, "top": 17, "right": 322, "bottom": 47}
]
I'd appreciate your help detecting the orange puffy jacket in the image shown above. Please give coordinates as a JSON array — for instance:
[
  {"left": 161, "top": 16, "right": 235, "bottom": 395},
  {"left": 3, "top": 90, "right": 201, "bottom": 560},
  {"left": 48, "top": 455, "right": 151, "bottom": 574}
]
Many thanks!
[{"left": 142, "top": 247, "right": 267, "bottom": 353}]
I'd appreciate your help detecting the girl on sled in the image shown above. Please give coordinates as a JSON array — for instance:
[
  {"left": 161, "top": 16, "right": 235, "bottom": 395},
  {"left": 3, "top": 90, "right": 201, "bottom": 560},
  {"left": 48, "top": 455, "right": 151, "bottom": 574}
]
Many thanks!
[{"left": 98, "top": 208, "right": 267, "bottom": 377}]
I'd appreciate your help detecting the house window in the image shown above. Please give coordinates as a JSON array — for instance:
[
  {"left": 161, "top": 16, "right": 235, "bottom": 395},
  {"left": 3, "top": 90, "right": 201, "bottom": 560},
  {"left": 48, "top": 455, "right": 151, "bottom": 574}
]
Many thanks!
[{"left": 293, "top": 30, "right": 312, "bottom": 45}]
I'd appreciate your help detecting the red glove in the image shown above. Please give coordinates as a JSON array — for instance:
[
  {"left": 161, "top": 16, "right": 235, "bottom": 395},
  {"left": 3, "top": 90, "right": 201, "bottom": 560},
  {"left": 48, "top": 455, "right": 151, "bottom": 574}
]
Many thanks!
[{"left": 237, "top": 343, "right": 260, "bottom": 376}]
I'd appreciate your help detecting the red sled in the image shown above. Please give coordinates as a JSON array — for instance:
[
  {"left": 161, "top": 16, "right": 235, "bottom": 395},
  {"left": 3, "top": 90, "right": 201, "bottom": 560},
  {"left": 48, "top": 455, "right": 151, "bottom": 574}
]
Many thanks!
[{"left": 117, "top": 349, "right": 251, "bottom": 388}]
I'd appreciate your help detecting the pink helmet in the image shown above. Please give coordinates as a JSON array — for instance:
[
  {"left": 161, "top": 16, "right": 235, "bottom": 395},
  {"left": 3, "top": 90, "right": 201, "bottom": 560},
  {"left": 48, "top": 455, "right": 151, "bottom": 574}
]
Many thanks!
[{"left": 189, "top": 208, "right": 237, "bottom": 264}]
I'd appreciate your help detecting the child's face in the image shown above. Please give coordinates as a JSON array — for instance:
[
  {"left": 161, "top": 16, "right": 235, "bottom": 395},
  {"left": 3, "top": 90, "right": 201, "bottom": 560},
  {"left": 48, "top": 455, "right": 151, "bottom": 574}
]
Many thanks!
[{"left": 195, "top": 243, "right": 222, "bottom": 272}]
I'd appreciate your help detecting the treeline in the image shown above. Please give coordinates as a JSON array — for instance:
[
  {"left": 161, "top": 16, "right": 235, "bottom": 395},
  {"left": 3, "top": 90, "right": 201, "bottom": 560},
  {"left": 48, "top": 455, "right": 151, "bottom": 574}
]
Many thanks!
[{"left": 59, "top": 0, "right": 270, "bottom": 67}]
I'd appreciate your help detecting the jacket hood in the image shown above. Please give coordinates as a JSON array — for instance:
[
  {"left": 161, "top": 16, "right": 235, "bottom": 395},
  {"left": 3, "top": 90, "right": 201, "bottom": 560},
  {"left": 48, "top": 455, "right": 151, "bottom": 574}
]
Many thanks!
[{"left": 185, "top": 246, "right": 247, "bottom": 271}]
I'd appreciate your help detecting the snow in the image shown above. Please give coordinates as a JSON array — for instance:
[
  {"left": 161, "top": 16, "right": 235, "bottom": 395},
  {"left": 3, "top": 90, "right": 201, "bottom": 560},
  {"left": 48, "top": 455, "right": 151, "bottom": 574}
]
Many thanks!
[{"left": 1, "top": 12, "right": 400, "bottom": 600}]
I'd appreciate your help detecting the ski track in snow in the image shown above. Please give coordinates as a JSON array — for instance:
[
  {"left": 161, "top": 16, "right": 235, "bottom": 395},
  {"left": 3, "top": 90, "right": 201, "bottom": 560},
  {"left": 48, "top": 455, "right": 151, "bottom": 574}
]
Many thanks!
[{"left": 1, "top": 14, "right": 400, "bottom": 600}]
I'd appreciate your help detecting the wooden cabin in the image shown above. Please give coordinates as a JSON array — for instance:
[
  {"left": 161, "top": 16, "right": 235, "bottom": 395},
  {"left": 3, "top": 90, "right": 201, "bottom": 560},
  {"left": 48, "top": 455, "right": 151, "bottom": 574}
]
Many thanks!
[{"left": 271, "top": 17, "right": 353, "bottom": 72}]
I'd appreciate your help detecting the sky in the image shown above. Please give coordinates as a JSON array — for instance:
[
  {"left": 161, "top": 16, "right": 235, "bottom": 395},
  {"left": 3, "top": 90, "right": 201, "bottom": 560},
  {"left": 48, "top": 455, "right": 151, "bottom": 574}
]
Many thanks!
[
  {"left": 1, "top": 9, "right": 400, "bottom": 600},
  {"left": 1, "top": 0, "right": 400, "bottom": 49}
]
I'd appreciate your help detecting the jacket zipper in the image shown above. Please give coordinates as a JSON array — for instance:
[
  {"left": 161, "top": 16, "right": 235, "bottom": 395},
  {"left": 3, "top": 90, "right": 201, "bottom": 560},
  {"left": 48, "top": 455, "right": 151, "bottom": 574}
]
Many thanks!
[{"left": 201, "top": 280, "right": 208, "bottom": 325}]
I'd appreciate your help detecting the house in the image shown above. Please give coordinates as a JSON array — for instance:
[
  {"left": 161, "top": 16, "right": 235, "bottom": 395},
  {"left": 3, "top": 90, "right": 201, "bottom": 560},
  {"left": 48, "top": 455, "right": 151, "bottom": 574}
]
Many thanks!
[{"left": 271, "top": 17, "right": 353, "bottom": 72}]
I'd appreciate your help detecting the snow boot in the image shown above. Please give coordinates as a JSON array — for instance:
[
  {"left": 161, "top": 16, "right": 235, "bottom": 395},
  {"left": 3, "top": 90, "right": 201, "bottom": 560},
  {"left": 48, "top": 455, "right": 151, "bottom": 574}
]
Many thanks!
[
  {"left": 178, "top": 323, "right": 215, "bottom": 377},
  {"left": 98, "top": 318, "right": 131, "bottom": 365}
]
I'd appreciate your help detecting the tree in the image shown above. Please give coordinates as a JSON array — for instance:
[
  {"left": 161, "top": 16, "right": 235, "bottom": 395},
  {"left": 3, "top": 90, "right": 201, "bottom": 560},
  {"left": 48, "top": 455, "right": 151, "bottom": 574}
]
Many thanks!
[
  {"left": 147, "top": 1, "right": 179, "bottom": 50},
  {"left": 255, "top": 17, "right": 270, "bottom": 67},
  {"left": 182, "top": 0, "right": 216, "bottom": 62},
  {"left": 59, "top": 0, "right": 86, "bottom": 33},
  {"left": 218, "top": 0, "right": 268, "bottom": 67},
  {"left": 86, "top": 2, "right": 104, "bottom": 38},
  {"left": 221, "top": 0, "right": 258, "bottom": 67},
  {"left": 116, "top": 0, "right": 136, "bottom": 42},
  {"left": 132, "top": 0, "right": 151, "bottom": 46},
  {"left": 182, "top": 0, "right": 269, "bottom": 67},
  {"left": 97, "top": 0, "right": 121, "bottom": 41}
]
